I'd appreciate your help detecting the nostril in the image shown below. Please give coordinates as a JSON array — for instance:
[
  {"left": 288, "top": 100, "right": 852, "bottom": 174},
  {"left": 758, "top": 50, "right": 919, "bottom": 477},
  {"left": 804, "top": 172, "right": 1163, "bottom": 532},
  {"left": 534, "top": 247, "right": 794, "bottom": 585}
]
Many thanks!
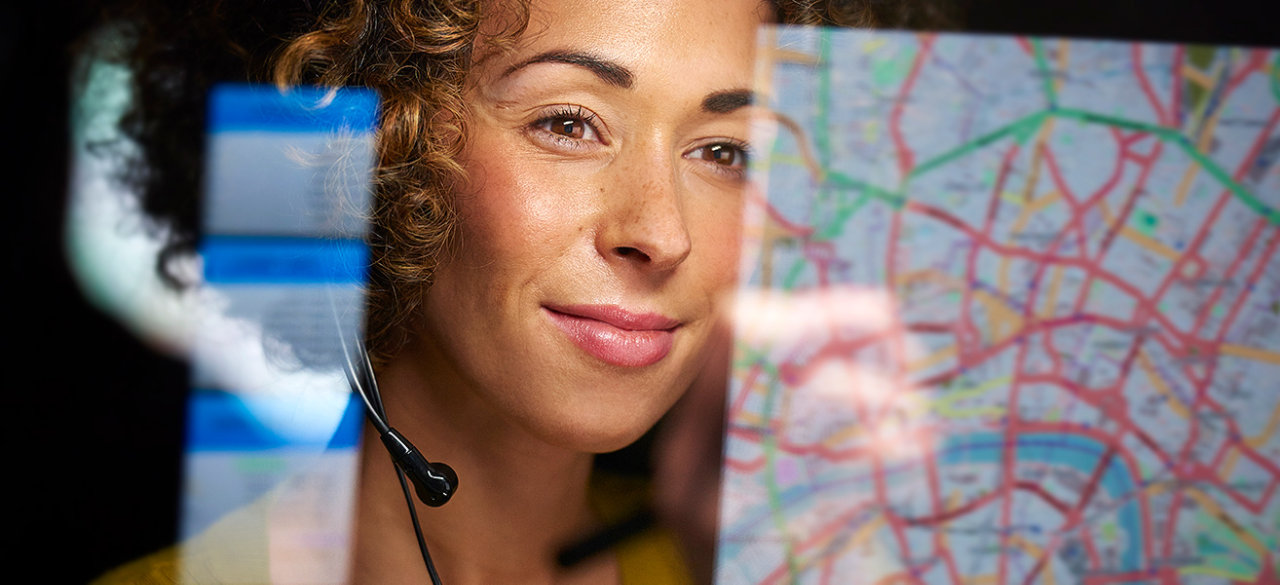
[{"left": 614, "top": 246, "right": 651, "bottom": 262}]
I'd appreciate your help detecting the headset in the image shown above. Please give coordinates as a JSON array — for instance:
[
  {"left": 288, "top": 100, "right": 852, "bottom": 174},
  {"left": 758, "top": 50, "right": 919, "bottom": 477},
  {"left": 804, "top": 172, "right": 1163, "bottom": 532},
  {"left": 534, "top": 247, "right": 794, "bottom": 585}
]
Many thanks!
[
  {"left": 338, "top": 333, "right": 457, "bottom": 585},
  {"left": 331, "top": 298, "right": 647, "bottom": 584}
]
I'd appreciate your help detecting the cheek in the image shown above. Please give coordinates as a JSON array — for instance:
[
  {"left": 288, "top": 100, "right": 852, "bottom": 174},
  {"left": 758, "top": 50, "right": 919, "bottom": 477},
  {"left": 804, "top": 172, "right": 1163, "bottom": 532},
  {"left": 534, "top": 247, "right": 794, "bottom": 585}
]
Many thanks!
[
  {"left": 454, "top": 147, "right": 590, "bottom": 268},
  {"left": 691, "top": 198, "right": 745, "bottom": 291}
]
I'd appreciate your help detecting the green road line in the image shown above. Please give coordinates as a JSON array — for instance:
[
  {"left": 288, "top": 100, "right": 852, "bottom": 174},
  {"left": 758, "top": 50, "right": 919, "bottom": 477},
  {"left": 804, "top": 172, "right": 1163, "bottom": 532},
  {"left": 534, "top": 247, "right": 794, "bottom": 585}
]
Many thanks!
[
  {"left": 1271, "top": 53, "right": 1280, "bottom": 105},
  {"left": 782, "top": 258, "right": 808, "bottom": 288},
  {"left": 1037, "top": 107, "right": 1278, "bottom": 226},
  {"left": 826, "top": 171, "right": 905, "bottom": 208},
  {"left": 1054, "top": 107, "right": 1169, "bottom": 136},
  {"left": 815, "top": 29, "right": 834, "bottom": 167},
  {"left": 812, "top": 28, "right": 836, "bottom": 246},
  {"left": 931, "top": 376, "right": 1012, "bottom": 418},
  {"left": 1031, "top": 38, "right": 1058, "bottom": 107},
  {"left": 762, "top": 378, "right": 799, "bottom": 581},
  {"left": 759, "top": 32, "right": 838, "bottom": 583},
  {"left": 1180, "top": 507, "right": 1263, "bottom": 581},
  {"left": 1171, "top": 134, "right": 1277, "bottom": 226},
  {"left": 731, "top": 345, "right": 781, "bottom": 374},
  {"left": 817, "top": 191, "right": 874, "bottom": 239},
  {"left": 873, "top": 45, "right": 918, "bottom": 89},
  {"left": 908, "top": 111, "right": 1049, "bottom": 180},
  {"left": 830, "top": 103, "right": 1276, "bottom": 230}
]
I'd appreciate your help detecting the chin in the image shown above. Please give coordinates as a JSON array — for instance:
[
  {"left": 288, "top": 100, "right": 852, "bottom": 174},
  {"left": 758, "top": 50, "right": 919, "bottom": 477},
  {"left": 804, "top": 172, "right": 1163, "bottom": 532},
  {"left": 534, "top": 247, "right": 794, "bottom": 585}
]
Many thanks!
[{"left": 520, "top": 389, "right": 677, "bottom": 454}]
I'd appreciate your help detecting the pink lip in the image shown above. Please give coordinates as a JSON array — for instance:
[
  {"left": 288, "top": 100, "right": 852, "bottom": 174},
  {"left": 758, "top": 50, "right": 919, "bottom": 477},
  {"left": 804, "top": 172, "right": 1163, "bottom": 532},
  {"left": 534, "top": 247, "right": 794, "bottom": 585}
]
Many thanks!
[{"left": 544, "top": 304, "right": 679, "bottom": 367}]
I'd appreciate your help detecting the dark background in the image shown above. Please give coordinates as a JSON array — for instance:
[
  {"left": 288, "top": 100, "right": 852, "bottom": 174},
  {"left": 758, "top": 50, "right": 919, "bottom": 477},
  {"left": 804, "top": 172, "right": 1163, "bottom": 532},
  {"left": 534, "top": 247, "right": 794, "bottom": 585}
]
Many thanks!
[{"left": 6, "top": 0, "right": 1276, "bottom": 582}]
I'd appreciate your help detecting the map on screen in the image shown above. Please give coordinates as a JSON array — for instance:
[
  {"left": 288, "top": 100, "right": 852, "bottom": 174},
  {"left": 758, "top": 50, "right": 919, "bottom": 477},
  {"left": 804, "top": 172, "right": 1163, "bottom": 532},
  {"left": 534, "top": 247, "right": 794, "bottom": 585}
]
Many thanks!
[{"left": 717, "top": 28, "right": 1279, "bottom": 585}]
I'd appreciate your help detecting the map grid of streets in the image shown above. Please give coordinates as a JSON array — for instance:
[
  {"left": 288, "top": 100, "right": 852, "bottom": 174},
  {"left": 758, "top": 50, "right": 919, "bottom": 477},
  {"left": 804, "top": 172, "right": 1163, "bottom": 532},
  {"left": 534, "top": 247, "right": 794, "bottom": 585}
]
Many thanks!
[{"left": 717, "top": 28, "right": 1280, "bottom": 585}]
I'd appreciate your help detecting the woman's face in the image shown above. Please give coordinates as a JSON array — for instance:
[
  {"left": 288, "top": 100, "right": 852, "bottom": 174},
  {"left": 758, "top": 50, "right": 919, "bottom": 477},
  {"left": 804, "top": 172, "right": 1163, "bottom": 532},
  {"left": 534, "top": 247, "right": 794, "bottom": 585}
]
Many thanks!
[{"left": 417, "top": 0, "right": 767, "bottom": 452}]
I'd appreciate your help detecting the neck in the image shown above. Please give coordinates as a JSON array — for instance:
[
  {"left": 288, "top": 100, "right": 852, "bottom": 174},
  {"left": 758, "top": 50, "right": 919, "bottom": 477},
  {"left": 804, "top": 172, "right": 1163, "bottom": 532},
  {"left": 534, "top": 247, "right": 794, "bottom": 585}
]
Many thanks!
[{"left": 349, "top": 339, "right": 616, "bottom": 585}]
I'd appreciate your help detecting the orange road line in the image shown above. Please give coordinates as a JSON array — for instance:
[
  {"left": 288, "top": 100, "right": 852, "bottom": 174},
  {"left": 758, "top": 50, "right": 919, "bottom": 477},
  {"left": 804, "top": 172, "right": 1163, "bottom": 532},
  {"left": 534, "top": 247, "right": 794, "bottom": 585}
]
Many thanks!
[
  {"left": 1173, "top": 160, "right": 1201, "bottom": 207},
  {"left": 1096, "top": 198, "right": 1183, "bottom": 262},
  {"left": 1040, "top": 265, "right": 1065, "bottom": 319},
  {"left": 974, "top": 289, "right": 1024, "bottom": 344},
  {"left": 872, "top": 574, "right": 916, "bottom": 585},
  {"left": 1136, "top": 350, "right": 1193, "bottom": 420},
  {"left": 849, "top": 514, "right": 887, "bottom": 552},
  {"left": 1054, "top": 39, "right": 1071, "bottom": 96},
  {"left": 1218, "top": 343, "right": 1280, "bottom": 365},
  {"left": 1182, "top": 64, "right": 1215, "bottom": 89},
  {"left": 908, "top": 345, "right": 958, "bottom": 374},
  {"left": 1010, "top": 534, "right": 1057, "bottom": 585},
  {"left": 1020, "top": 118, "right": 1058, "bottom": 202},
  {"left": 1218, "top": 446, "right": 1241, "bottom": 479},
  {"left": 1012, "top": 191, "right": 1062, "bottom": 234},
  {"left": 1245, "top": 403, "right": 1280, "bottom": 450},
  {"left": 997, "top": 256, "right": 1011, "bottom": 321},
  {"left": 757, "top": 220, "right": 798, "bottom": 288},
  {"left": 1188, "top": 58, "right": 1226, "bottom": 140},
  {"left": 773, "top": 48, "right": 821, "bottom": 66},
  {"left": 1119, "top": 227, "right": 1183, "bottom": 262},
  {"left": 816, "top": 420, "right": 871, "bottom": 447},
  {"left": 895, "top": 268, "right": 967, "bottom": 290},
  {"left": 1196, "top": 102, "right": 1225, "bottom": 153},
  {"left": 1184, "top": 488, "right": 1268, "bottom": 559}
]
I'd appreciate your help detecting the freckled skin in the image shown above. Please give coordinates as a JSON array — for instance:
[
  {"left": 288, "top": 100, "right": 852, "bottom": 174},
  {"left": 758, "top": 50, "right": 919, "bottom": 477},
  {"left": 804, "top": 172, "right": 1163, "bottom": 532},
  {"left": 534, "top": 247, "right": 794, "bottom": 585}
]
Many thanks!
[
  {"left": 357, "top": 2, "right": 768, "bottom": 583},
  {"left": 409, "top": 0, "right": 763, "bottom": 453}
]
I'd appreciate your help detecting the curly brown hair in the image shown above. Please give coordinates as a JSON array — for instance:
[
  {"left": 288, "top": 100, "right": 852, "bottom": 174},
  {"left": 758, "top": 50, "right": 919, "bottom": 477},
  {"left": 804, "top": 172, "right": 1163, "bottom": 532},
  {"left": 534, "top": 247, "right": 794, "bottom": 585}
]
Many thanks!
[{"left": 106, "top": 0, "right": 963, "bottom": 362}]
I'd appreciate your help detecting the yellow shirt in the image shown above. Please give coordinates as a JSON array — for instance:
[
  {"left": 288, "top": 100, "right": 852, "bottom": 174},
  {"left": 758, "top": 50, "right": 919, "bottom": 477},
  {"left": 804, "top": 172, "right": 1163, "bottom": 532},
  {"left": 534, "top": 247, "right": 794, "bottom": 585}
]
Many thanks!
[{"left": 94, "top": 474, "right": 692, "bottom": 585}]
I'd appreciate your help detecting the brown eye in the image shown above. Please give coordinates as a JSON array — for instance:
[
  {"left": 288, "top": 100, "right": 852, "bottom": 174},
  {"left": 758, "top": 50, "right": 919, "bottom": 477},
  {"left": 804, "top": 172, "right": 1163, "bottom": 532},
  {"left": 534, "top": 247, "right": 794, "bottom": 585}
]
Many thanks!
[
  {"left": 551, "top": 117, "right": 586, "bottom": 139},
  {"left": 701, "top": 143, "right": 738, "bottom": 166},
  {"left": 531, "top": 106, "right": 601, "bottom": 145},
  {"left": 686, "top": 141, "right": 750, "bottom": 180}
]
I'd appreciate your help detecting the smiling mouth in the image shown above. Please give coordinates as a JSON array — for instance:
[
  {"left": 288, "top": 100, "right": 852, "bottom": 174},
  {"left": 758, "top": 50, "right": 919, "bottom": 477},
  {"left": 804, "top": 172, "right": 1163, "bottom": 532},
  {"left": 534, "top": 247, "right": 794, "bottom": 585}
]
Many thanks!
[{"left": 543, "top": 304, "right": 679, "bottom": 367}]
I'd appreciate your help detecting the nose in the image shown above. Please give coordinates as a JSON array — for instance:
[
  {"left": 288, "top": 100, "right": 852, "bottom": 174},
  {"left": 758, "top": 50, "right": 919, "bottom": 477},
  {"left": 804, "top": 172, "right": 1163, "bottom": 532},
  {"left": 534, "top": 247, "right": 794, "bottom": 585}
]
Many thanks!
[{"left": 596, "top": 149, "right": 693, "bottom": 273}]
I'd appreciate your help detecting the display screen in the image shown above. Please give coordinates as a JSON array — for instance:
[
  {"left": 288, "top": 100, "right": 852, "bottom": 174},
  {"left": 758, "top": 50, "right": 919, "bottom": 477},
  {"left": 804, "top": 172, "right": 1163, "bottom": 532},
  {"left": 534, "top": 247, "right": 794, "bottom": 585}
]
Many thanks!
[
  {"left": 180, "top": 85, "right": 377, "bottom": 584},
  {"left": 719, "top": 28, "right": 1279, "bottom": 585}
]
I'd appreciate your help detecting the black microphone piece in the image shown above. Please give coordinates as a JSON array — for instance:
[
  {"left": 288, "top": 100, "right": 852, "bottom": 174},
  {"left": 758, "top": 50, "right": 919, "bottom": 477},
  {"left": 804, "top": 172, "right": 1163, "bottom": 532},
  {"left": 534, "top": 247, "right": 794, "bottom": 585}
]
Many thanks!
[{"left": 380, "top": 427, "right": 458, "bottom": 507}]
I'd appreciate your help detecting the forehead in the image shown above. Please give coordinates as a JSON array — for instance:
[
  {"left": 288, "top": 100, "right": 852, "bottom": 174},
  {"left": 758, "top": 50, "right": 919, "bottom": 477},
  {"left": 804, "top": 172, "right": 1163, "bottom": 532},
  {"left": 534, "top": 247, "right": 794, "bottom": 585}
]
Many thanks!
[{"left": 473, "top": 0, "right": 770, "bottom": 89}]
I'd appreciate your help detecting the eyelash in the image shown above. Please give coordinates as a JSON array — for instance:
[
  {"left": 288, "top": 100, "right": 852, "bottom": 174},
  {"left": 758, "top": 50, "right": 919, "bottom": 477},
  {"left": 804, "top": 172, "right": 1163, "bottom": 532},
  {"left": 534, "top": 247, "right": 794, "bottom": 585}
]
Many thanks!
[
  {"left": 528, "top": 105, "right": 603, "bottom": 149},
  {"left": 527, "top": 104, "right": 752, "bottom": 180},
  {"left": 685, "top": 139, "right": 752, "bottom": 181}
]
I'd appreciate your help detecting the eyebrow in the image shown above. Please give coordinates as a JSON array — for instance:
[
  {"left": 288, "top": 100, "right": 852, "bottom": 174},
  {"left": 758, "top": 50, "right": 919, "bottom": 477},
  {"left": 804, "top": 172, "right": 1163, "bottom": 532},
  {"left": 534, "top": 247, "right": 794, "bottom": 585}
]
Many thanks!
[
  {"left": 702, "top": 90, "right": 755, "bottom": 114},
  {"left": 500, "top": 50, "right": 634, "bottom": 89}
]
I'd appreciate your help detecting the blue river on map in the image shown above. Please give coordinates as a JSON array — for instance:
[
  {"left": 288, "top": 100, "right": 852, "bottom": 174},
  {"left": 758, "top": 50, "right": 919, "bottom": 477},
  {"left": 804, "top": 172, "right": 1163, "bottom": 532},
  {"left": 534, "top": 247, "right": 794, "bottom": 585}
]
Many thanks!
[
  {"left": 939, "top": 432, "right": 1144, "bottom": 572},
  {"left": 718, "top": 431, "right": 1147, "bottom": 576}
]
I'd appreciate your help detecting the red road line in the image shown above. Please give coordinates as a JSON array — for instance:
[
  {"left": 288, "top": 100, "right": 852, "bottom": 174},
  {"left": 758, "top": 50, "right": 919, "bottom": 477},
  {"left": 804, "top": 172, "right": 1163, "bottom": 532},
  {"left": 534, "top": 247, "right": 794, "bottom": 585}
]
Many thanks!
[
  {"left": 901, "top": 485, "right": 1004, "bottom": 528},
  {"left": 1188, "top": 216, "right": 1267, "bottom": 337},
  {"left": 729, "top": 363, "right": 764, "bottom": 420},
  {"left": 1041, "top": 142, "right": 1084, "bottom": 211},
  {"left": 888, "top": 35, "right": 935, "bottom": 178},
  {"left": 1100, "top": 143, "right": 1162, "bottom": 264},
  {"left": 998, "top": 291, "right": 1040, "bottom": 585},
  {"left": 1133, "top": 44, "right": 1171, "bottom": 126},
  {"left": 725, "top": 454, "right": 766, "bottom": 473},
  {"left": 1211, "top": 223, "right": 1279, "bottom": 344},
  {"left": 1171, "top": 45, "right": 1185, "bottom": 128},
  {"left": 1014, "top": 480, "right": 1070, "bottom": 513},
  {"left": 1224, "top": 49, "right": 1268, "bottom": 97},
  {"left": 737, "top": 39, "right": 1278, "bottom": 585},
  {"left": 867, "top": 154, "right": 916, "bottom": 580},
  {"left": 1147, "top": 104, "right": 1279, "bottom": 337}
]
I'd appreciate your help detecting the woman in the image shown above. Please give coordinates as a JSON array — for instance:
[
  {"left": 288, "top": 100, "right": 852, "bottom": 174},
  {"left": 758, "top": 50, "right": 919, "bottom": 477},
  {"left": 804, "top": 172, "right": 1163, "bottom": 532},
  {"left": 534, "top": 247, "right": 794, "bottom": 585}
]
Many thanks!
[
  {"left": 347, "top": 1, "right": 763, "bottom": 583},
  {"left": 95, "top": 1, "right": 958, "bottom": 583}
]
